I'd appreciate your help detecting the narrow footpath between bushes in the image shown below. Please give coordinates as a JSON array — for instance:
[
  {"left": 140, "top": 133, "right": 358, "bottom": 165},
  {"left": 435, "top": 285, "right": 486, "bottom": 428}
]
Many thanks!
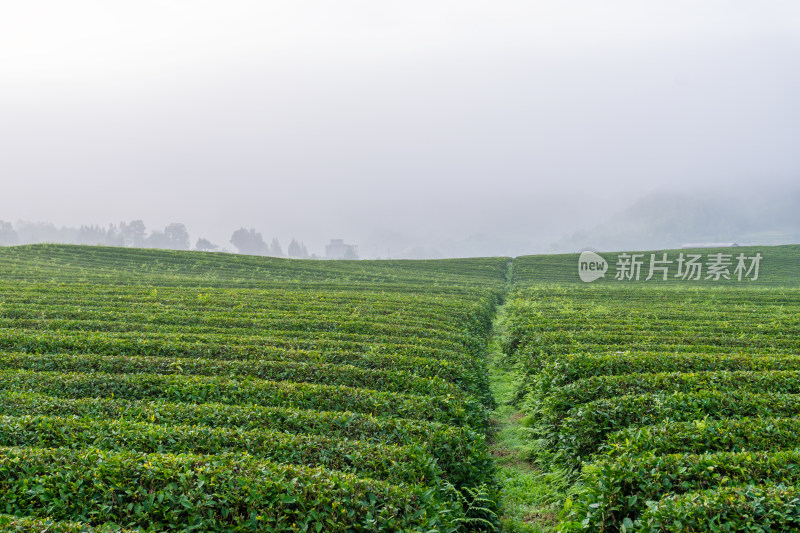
[{"left": 487, "top": 277, "right": 569, "bottom": 533}]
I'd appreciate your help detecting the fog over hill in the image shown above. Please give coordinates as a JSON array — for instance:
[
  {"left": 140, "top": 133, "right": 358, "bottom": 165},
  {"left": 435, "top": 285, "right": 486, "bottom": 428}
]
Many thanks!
[
  {"left": 2, "top": 182, "right": 798, "bottom": 257},
  {"left": 550, "top": 184, "right": 800, "bottom": 253}
]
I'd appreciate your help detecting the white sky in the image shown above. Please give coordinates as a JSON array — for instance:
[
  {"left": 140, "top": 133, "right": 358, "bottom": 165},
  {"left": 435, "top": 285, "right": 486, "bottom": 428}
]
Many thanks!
[{"left": 1, "top": 1, "right": 799, "bottom": 254}]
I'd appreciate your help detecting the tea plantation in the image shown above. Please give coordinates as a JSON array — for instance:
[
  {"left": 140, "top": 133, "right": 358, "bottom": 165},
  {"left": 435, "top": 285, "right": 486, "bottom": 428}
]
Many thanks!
[
  {"left": 0, "top": 245, "right": 509, "bottom": 531},
  {"left": 1, "top": 243, "right": 799, "bottom": 531},
  {"left": 502, "top": 245, "right": 800, "bottom": 531}
]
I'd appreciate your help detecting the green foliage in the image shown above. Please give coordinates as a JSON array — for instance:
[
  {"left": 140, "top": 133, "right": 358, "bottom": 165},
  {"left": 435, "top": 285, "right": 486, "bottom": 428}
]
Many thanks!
[
  {"left": 0, "top": 329, "right": 490, "bottom": 402},
  {"left": 639, "top": 483, "right": 800, "bottom": 532},
  {"left": 0, "top": 390, "right": 494, "bottom": 493},
  {"left": 565, "top": 450, "right": 800, "bottom": 531},
  {"left": 533, "top": 352, "right": 800, "bottom": 394},
  {"left": 556, "top": 391, "right": 800, "bottom": 465},
  {"left": 604, "top": 417, "right": 800, "bottom": 458},
  {"left": 512, "top": 245, "right": 800, "bottom": 286},
  {"left": 0, "top": 351, "right": 465, "bottom": 399},
  {"left": 532, "top": 370, "right": 800, "bottom": 437},
  {"left": 0, "top": 245, "right": 511, "bottom": 530},
  {"left": 0, "top": 243, "right": 510, "bottom": 290},
  {"left": 500, "top": 247, "right": 800, "bottom": 531},
  {"left": 0, "top": 514, "right": 131, "bottom": 532},
  {"left": 0, "top": 369, "right": 486, "bottom": 428},
  {"left": 13, "top": 242, "right": 799, "bottom": 530},
  {"left": 0, "top": 446, "right": 465, "bottom": 531},
  {"left": 0, "top": 414, "right": 442, "bottom": 486}
]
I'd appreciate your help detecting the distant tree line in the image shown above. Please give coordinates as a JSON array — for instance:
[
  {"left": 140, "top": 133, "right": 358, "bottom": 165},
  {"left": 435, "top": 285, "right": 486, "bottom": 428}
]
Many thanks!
[
  {"left": 0, "top": 220, "right": 191, "bottom": 250},
  {"left": 0, "top": 220, "right": 314, "bottom": 258},
  {"left": 228, "top": 228, "right": 310, "bottom": 258}
]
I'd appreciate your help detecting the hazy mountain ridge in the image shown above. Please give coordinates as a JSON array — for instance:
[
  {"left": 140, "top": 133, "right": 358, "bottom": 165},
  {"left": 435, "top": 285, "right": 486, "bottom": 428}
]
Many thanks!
[{"left": 551, "top": 186, "right": 800, "bottom": 253}]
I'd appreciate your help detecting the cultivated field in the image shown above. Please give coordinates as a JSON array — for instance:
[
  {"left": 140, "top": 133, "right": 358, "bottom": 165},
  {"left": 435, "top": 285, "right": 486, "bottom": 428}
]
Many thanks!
[
  {"left": 0, "top": 245, "right": 508, "bottom": 531},
  {"left": 503, "top": 245, "right": 800, "bottom": 531},
  {"left": 1, "top": 244, "right": 798, "bottom": 531}
]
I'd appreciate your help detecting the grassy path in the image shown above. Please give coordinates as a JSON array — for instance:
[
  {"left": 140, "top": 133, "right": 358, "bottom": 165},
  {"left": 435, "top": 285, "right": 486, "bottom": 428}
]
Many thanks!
[{"left": 487, "top": 303, "right": 569, "bottom": 532}]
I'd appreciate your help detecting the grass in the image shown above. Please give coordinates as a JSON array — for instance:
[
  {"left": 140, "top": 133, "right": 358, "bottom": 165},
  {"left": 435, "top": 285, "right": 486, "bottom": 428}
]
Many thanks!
[{"left": 487, "top": 335, "right": 571, "bottom": 532}]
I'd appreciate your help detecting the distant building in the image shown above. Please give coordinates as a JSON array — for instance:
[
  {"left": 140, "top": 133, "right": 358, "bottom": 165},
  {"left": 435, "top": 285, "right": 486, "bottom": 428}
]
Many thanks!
[
  {"left": 325, "top": 239, "right": 358, "bottom": 259},
  {"left": 681, "top": 242, "right": 740, "bottom": 249}
]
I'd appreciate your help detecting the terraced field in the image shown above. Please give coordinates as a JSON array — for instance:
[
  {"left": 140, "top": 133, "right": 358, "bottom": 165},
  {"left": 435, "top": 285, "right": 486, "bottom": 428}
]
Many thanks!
[
  {"left": 0, "top": 245, "right": 509, "bottom": 531},
  {"left": 502, "top": 245, "right": 800, "bottom": 531}
]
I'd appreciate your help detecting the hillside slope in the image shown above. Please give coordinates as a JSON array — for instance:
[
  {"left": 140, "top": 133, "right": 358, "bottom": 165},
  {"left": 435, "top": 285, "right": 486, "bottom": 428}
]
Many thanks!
[
  {"left": 0, "top": 245, "right": 510, "bottom": 531},
  {"left": 501, "top": 244, "right": 800, "bottom": 531}
]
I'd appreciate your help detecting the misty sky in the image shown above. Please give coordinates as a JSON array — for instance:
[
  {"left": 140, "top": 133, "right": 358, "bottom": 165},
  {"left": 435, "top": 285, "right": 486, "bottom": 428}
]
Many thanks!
[{"left": 2, "top": 1, "right": 799, "bottom": 256}]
